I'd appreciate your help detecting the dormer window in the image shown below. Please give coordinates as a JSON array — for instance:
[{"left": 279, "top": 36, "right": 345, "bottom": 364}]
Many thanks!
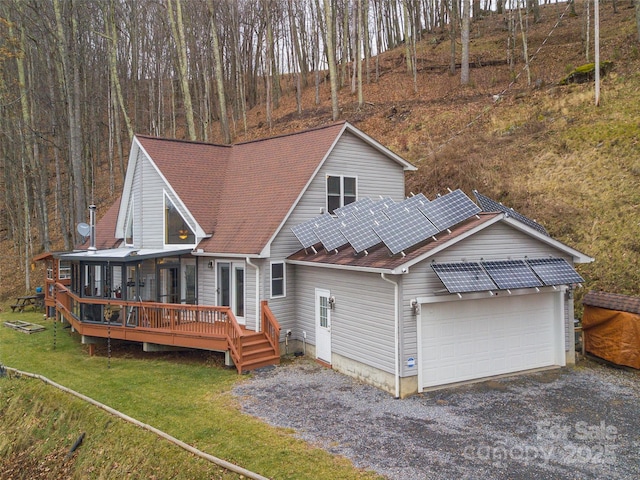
[
  {"left": 165, "top": 195, "right": 195, "bottom": 244},
  {"left": 327, "top": 175, "right": 357, "bottom": 214}
]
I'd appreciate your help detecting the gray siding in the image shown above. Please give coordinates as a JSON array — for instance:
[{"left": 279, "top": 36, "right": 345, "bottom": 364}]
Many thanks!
[
  {"left": 270, "top": 131, "right": 407, "bottom": 260},
  {"left": 400, "top": 221, "right": 577, "bottom": 377},
  {"left": 139, "top": 155, "right": 165, "bottom": 248},
  {"left": 295, "top": 266, "right": 396, "bottom": 374},
  {"left": 266, "top": 261, "right": 297, "bottom": 340},
  {"left": 267, "top": 130, "right": 408, "bottom": 342}
]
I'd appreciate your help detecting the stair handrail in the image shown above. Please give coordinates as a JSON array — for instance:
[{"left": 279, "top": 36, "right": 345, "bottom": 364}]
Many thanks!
[{"left": 260, "top": 301, "right": 281, "bottom": 357}]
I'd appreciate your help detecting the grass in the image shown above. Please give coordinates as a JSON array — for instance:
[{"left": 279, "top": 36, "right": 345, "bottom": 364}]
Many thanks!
[{"left": 0, "top": 311, "right": 381, "bottom": 479}]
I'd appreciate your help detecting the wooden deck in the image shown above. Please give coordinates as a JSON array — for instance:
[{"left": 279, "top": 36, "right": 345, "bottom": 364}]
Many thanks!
[{"left": 52, "top": 284, "right": 280, "bottom": 373}]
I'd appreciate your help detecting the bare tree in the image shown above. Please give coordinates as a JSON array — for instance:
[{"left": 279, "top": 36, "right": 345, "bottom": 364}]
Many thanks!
[
  {"left": 323, "top": 0, "right": 340, "bottom": 121},
  {"left": 167, "top": 0, "right": 196, "bottom": 140},
  {"left": 208, "top": 0, "right": 230, "bottom": 143},
  {"left": 461, "top": 0, "right": 470, "bottom": 84}
]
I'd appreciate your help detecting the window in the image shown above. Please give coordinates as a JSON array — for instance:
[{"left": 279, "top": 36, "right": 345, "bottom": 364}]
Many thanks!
[
  {"left": 59, "top": 261, "right": 71, "bottom": 280},
  {"left": 165, "top": 194, "right": 195, "bottom": 244},
  {"left": 125, "top": 202, "right": 134, "bottom": 246},
  {"left": 326, "top": 175, "right": 357, "bottom": 214},
  {"left": 271, "top": 262, "right": 285, "bottom": 298}
]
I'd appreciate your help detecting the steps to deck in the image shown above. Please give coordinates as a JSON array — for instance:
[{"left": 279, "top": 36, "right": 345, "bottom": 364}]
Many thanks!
[{"left": 238, "top": 332, "right": 280, "bottom": 372}]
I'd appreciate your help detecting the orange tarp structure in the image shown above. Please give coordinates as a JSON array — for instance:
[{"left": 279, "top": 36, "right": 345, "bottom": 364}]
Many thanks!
[{"left": 582, "top": 291, "right": 640, "bottom": 369}]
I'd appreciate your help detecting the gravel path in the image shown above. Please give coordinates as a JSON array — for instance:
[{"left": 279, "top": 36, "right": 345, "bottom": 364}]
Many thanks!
[{"left": 233, "top": 358, "right": 640, "bottom": 479}]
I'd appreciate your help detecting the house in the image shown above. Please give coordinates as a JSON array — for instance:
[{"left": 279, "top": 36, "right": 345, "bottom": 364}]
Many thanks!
[{"left": 40, "top": 121, "right": 592, "bottom": 397}]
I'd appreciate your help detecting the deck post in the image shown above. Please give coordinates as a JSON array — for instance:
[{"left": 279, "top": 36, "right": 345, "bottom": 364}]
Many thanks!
[{"left": 225, "top": 350, "right": 235, "bottom": 368}]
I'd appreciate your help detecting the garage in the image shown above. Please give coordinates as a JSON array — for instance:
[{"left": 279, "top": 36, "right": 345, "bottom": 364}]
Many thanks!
[{"left": 419, "top": 290, "right": 565, "bottom": 390}]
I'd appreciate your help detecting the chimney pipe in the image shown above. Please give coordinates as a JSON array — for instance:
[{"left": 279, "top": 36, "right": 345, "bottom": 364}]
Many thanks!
[{"left": 89, "top": 204, "right": 97, "bottom": 252}]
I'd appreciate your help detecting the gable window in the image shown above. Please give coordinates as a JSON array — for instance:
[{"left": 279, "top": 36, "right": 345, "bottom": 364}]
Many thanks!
[
  {"left": 125, "top": 202, "right": 134, "bottom": 246},
  {"left": 271, "top": 262, "right": 285, "bottom": 298},
  {"left": 327, "top": 175, "right": 356, "bottom": 214},
  {"left": 165, "top": 195, "right": 195, "bottom": 244}
]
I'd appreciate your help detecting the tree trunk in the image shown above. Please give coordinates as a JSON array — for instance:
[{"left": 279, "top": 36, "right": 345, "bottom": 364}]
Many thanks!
[
  {"left": 323, "top": 0, "right": 340, "bottom": 121},
  {"left": 208, "top": 0, "right": 231, "bottom": 143},
  {"left": 357, "top": 0, "right": 363, "bottom": 106},
  {"left": 107, "top": 0, "right": 134, "bottom": 144},
  {"left": 403, "top": 0, "right": 413, "bottom": 74},
  {"left": 167, "top": 0, "right": 197, "bottom": 140},
  {"left": 461, "top": 0, "right": 470, "bottom": 84},
  {"left": 518, "top": 0, "right": 531, "bottom": 86},
  {"left": 53, "top": 0, "right": 86, "bottom": 238},
  {"left": 635, "top": 0, "right": 640, "bottom": 43},
  {"left": 450, "top": 0, "right": 457, "bottom": 75}
]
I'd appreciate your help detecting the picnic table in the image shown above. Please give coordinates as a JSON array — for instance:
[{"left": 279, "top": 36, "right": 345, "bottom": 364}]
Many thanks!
[{"left": 10, "top": 294, "right": 44, "bottom": 312}]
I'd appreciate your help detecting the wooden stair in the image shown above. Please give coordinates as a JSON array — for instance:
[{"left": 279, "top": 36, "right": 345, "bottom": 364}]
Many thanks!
[{"left": 238, "top": 331, "right": 280, "bottom": 372}]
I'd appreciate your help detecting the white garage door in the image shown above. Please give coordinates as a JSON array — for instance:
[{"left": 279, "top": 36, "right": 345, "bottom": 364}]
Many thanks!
[{"left": 420, "top": 292, "right": 562, "bottom": 389}]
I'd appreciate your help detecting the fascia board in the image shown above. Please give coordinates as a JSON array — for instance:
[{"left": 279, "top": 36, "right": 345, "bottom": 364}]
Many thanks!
[
  {"left": 502, "top": 216, "right": 594, "bottom": 263},
  {"left": 286, "top": 258, "right": 393, "bottom": 274}
]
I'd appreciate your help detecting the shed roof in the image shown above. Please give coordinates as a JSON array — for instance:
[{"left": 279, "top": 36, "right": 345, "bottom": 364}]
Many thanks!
[{"left": 582, "top": 291, "right": 640, "bottom": 315}]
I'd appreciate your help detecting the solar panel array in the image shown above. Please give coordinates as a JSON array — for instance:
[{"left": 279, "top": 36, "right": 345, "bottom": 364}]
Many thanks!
[
  {"left": 373, "top": 208, "right": 439, "bottom": 255},
  {"left": 291, "top": 214, "right": 326, "bottom": 248},
  {"left": 432, "top": 257, "right": 583, "bottom": 294},
  {"left": 292, "top": 190, "right": 482, "bottom": 255},
  {"left": 473, "top": 190, "right": 549, "bottom": 236},
  {"left": 338, "top": 215, "right": 383, "bottom": 254},
  {"left": 482, "top": 260, "right": 542, "bottom": 289},
  {"left": 431, "top": 262, "right": 497, "bottom": 293},
  {"left": 418, "top": 189, "right": 481, "bottom": 231},
  {"left": 313, "top": 215, "right": 348, "bottom": 252},
  {"left": 526, "top": 258, "right": 584, "bottom": 285}
]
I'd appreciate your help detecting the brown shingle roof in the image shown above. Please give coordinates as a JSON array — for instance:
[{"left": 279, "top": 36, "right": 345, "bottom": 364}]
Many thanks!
[
  {"left": 287, "top": 213, "right": 500, "bottom": 271},
  {"left": 136, "top": 136, "right": 231, "bottom": 234},
  {"left": 582, "top": 291, "right": 640, "bottom": 315},
  {"left": 137, "top": 122, "right": 348, "bottom": 255}
]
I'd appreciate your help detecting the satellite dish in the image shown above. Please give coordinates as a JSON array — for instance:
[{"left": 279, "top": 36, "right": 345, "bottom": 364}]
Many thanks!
[{"left": 77, "top": 223, "right": 91, "bottom": 237}]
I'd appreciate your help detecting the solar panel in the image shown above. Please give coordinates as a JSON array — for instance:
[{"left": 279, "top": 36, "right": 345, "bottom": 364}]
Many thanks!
[
  {"left": 373, "top": 208, "right": 439, "bottom": 255},
  {"left": 369, "top": 197, "right": 397, "bottom": 216},
  {"left": 291, "top": 215, "right": 329, "bottom": 248},
  {"left": 418, "top": 189, "right": 481, "bottom": 231},
  {"left": 334, "top": 197, "right": 376, "bottom": 218},
  {"left": 482, "top": 260, "right": 543, "bottom": 290},
  {"left": 431, "top": 262, "right": 498, "bottom": 293},
  {"left": 526, "top": 258, "right": 584, "bottom": 286},
  {"left": 338, "top": 215, "right": 383, "bottom": 253},
  {"left": 473, "top": 190, "right": 549, "bottom": 236},
  {"left": 383, "top": 193, "right": 430, "bottom": 220},
  {"left": 313, "top": 215, "right": 348, "bottom": 252}
]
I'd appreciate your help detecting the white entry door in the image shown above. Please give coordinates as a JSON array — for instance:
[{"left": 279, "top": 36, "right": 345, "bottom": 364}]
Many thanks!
[{"left": 315, "top": 288, "right": 332, "bottom": 363}]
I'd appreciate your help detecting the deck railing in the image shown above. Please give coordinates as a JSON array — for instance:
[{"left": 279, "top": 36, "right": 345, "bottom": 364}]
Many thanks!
[
  {"left": 53, "top": 282, "right": 245, "bottom": 371},
  {"left": 261, "top": 300, "right": 281, "bottom": 356}
]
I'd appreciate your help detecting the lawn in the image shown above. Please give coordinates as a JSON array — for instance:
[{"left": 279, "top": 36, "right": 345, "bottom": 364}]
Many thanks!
[{"left": 0, "top": 310, "right": 381, "bottom": 480}]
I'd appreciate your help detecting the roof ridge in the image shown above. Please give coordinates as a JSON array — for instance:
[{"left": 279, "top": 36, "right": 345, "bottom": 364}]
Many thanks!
[
  {"left": 234, "top": 121, "right": 346, "bottom": 146},
  {"left": 135, "top": 134, "right": 231, "bottom": 148}
]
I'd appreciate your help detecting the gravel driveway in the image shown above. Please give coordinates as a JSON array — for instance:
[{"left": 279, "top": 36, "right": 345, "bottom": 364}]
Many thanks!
[{"left": 233, "top": 358, "right": 640, "bottom": 479}]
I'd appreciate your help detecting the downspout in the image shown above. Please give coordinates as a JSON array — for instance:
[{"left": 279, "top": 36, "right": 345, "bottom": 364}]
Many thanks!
[
  {"left": 245, "top": 257, "right": 260, "bottom": 332},
  {"left": 381, "top": 273, "right": 400, "bottom": 399}
]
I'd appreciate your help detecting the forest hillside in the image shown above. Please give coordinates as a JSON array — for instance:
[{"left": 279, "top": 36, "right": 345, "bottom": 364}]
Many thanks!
[{"left": 1, "top": 1, "right": 639, "bottom": 303}]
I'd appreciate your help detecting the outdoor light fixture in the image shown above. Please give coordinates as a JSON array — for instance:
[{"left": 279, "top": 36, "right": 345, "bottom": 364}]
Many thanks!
[
  {"left": 328, "top": 296, "right": 336, "bottom": 309},
  {"left": 410, "top": 299, "right": 420, "bottom": 316}
]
